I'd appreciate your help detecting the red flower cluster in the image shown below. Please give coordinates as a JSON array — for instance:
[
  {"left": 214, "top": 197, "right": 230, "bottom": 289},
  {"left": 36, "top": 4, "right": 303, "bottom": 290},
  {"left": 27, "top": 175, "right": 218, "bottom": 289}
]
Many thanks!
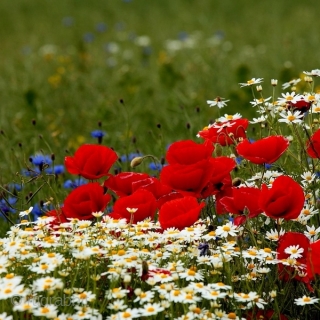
[{"left": 160, "top": 140, "right": 235, "bottom": 200}]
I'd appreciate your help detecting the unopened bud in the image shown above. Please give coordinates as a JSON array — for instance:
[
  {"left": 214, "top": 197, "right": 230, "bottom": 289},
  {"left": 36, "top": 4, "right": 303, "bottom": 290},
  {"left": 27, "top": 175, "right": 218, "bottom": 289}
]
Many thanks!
[
  {"left": 271, "top": 79, "right": 278, "bottom": 86},
  {"left": 130, "top": 156, "right": 144, "bottom": 168}
]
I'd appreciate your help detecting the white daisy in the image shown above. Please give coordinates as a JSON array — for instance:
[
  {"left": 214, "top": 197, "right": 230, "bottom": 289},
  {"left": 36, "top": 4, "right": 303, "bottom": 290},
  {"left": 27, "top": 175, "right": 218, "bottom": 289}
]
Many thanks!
[
  {"left": 215, "top": 222, "right": 239, "bottom": 238},
  {"left": 282, "top": 79, "right": 301, "bottom": 89},
  {"left": 207, "top": 97, "right": 230, "bottom": 108},
  {"left": 303, "top": 69, "right": 320, "bottom": 77},
  {"left": 284, "top": 245, "right": 304, "bottom": 259},
  {"left": 239, "top": 78, "right": 263, "bottom": 87},
  {"left": 295, "top": 295, "right": 320, "bottom": 305},
  {"left": 278, "top": 110, "right": 304, "bottom": 124}
]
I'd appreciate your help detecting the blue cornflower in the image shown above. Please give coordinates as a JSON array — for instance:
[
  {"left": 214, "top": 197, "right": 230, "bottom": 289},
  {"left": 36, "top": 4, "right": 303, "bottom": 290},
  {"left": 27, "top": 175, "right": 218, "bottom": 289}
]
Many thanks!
[
  {"left": 91, "top": 130, "right": 106, "bottom": 144},
  {"left": 198, "top": 243, "right": 210, "bottom": 256},
  {"left": 31, "top": 203, "right": 43, "bottom": 220},
  {"left": 21, "top": 167, "right": 41, "bottom": 177},
  {"left": 96, "top": 22, "right": 107, "bottom": 33},
  {"left": 62, "top": 17, "right": 74, "bottom": 27},
  {"left": 45, "top": 165, "right": 65, "bottom": 175},
  {"left": 120, "top": 152, "right": 144, "bottom": 162},
  {"left": 83, "top": 32, "right": 95, "bottom": 43},
  {"left": 178, "top": 31, "right": 189, "bottom": 41},
  {"left": 149, "top": 162, "right": 162, "bottom": 171},
  {"left": 63, "top": 178, "right": 87, "bottom": 189},
  {"left": 0, "top": 197, "right": 17, "bottom": 215},
  {"left": 235, "top": 156, "right": 243, "bottom": 165},
  {"left": 30, "top": 154, "right": 52, "bottom": 168},
  {"left": 7, "top": 183, "right": 22, "bottom": 192},
  {"left": 264, "top": 163, "right": 273, "bottom": 170}
]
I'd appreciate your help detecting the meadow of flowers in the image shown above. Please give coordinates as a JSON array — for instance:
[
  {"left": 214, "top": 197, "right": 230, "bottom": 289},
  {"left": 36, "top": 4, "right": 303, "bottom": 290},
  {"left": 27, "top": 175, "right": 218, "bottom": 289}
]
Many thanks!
[{"left": 1, "top": 69, "right": 320, "bottom": 319}]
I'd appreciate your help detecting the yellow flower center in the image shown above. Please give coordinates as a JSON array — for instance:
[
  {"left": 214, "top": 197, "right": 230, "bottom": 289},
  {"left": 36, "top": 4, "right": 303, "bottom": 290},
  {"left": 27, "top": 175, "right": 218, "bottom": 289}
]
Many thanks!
[
  {"left": 287, "top": 115, "right": 296, "bottom": 121},
  {"left": 123, "top": 312, "right": 131, "bottom": 318},
  {"left": 223, "top": 226, "right": 231, "bottom": 232}
]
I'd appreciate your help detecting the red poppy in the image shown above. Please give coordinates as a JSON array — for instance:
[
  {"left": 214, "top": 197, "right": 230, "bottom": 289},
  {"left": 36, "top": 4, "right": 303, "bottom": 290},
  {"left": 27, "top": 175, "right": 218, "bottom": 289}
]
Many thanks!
[
  {"left": 166, "top": 139, "right": 214, "bottom": 165},
  {"left": 63, "top": 182, "right": 111, "bottom": 220},
  {"left": 198, "top": 118, "right": 249, "bottom": 146},
  {"left": 236, "top": 136, "right": 289, "bottom": 164},
  {"left": 201, "top": 157, "right": 236, "bottom": 199},
  {"left": 288, "top": 97, "right": 312, "bottom": 114},
  {"left": 132, "top": 177, "right": 172, "bottom": 199},
  {"left": 247, "top": 310, "right": 288, "bottom": 320},
  {"left": 158, "top": 196, "right": 205, "bottom": 230},
  {"left": 156, "top": 192, "right": 184, "bottom": 209},
  {"left": 259, "top": 175, "right": 305, "bottom": 220},
  {"left": 306, "top": 128, "right": 320, "bottom": 158},
  {"left": 220, "top": 187, "right": 262, "bottom": 224},
  {"left": 104, "top": 172, "right": 150, "bottom": 197},
  {"left": 160, "top": 159, "right": 215, "bottom": 198},
  {"left": 111, "top": 189, "right": 157, "bottom": 223},
  {"left": 65, "top": 144, "right": 118, "bottom": 180},
  {"left": 46, "top": 208, "right": 68, "bottom": 226},
  {"left": 277, "top": 232, "right": 310, "bottom": 283},
  {"left": 307, "top": 239, "right": 320, "bottom": 280}
]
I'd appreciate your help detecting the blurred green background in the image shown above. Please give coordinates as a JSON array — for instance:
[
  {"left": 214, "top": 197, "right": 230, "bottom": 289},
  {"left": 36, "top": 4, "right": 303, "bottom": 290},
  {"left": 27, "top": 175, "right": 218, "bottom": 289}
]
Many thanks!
[{"left": 1, "top": 0, "right": 320, "bottom": 180}]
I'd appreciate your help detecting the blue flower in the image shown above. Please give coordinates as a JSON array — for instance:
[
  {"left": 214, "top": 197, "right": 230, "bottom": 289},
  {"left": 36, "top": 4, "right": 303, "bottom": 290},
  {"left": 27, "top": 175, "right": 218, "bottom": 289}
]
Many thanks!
[
  {"left": 149, "top": 162, "right": 162, "bottom": 171},
  {"left": 264, "top": 163, "right": 273, "bottom": 170},
  {"left": 96, "top": 22, "right": 107, "bottom": 33},
  {"left": 45, "top": 165, "right": 65, "bottom": 175},
  {"left": 30, "top": 154, "right": 52, "bottom": 167},
  {"left": 198, "top": 243, "right": 210, "bottom": 256},
  {"left": 178, "top": 31, "right": 189, "bottom": 41},
  {"left": 21, "top": 167, "right": 41, "bottom": 177},
  {"left": 0, "top": 197, "right": 17, "bottom": 215},
  {"left": 120, "top": 152, "right": 144, "bottom": 162},
  {"left": 7, "top": 183, "right": 22, "bottom": 192},
  {"left": 63, "top": 178, "right": 87, "bottom": 189},
  {"left": 62, "top": 17, "right": 74, "bottom": 27},
  {"left": 235, "top": 156, "right": 243, "bottom": 165},
  {"left": 83, "top": 33, "right": 95, "bottom": 43},
  {"left": 91, "top": 130, "right": 106, "bottom": 138}
]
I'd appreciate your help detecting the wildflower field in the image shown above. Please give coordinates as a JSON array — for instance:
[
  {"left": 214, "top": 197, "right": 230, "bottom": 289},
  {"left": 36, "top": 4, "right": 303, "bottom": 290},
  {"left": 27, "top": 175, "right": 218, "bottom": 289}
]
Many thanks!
[{"left": 2, "top": 1, "right": 320, "bottom": 319}]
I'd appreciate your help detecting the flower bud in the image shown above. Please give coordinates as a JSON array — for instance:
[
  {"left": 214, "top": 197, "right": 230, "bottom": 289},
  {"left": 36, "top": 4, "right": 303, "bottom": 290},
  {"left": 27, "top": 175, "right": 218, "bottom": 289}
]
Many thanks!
[{"left": 130, "top": 156, "right": 144, "bottom": 168}]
